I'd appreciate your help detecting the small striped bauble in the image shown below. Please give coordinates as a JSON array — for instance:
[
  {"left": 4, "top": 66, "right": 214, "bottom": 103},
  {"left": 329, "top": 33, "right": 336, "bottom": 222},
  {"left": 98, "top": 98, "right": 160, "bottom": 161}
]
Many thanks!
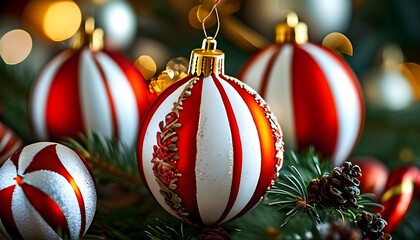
[
  {"left": 377, "top": 166, "right": 420, "bottom": 233},
  {"left": 30, "top": 43, "right": 154, "bottom": 147},
  {"left": 0, "top": 122, "right": 22, "bottom": 164},
  {"left": 0, "top": 142, "right": 97, "bottom": 240},
  {"left": 138, "top": 38, "right": 284, "bottom": 226},
  {"left": 239, "top": 15, "right": 364, "bottom": 166}
]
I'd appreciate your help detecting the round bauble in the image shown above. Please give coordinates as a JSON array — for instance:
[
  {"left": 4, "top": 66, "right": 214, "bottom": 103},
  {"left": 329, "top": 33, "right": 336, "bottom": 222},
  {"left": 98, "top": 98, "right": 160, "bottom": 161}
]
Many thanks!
[
  {"left": 78, "top": 0, "right": 137, "bottom": 50},
  {"left": 414, "top": 170, "right": 420, "bottom": 199},
  {"left": 138, "top": 38, "right": 284, "bottom": 226},
  {"left": 241, "top": 0, "right": 352, "bottom": 41},
  {"left": 0, "top": 122, "right": 22, "bottom": 165},
  {"left": 377, "top": 166, "right": 419, "bottom": 233},
  {"left": 362, "top": 45, "right": 419, "bottom": 111},
  {"left": 239, "top": 16, "right": 364, "bottom": 166},
  {"left": 0, "top": 142, "right": 97, "bottom": 240},
  {"left": 30, "top": 45, "right": 154, "bottom": 147},
  {"left": 350, "top": 156, "right": 389, "bottom": 200},
  {"left": 363, "top": 67, "right": 415, "bottom": 111}
]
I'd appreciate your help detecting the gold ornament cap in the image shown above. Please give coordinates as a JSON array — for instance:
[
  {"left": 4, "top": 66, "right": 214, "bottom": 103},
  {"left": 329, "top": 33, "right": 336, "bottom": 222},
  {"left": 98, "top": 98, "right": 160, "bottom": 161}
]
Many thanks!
[
  {"left": 188, "top": 37, "right": 225, "bottom": 77},
  {"left": 71, "top": 17, "right": 104, "bottom": 51},
  {"left": 276, "top": 11, "right": 308, "bottom": 44}
]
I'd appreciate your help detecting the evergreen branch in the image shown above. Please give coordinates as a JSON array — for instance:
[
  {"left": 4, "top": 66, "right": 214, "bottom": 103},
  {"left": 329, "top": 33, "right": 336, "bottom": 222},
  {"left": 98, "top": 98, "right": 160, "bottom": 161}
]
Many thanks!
[
  {"left": 62, "top": 133, "right": 141, "bottom": 188},
  {"left": 144, "top": 217, "right": 200, "bottom": 240}
]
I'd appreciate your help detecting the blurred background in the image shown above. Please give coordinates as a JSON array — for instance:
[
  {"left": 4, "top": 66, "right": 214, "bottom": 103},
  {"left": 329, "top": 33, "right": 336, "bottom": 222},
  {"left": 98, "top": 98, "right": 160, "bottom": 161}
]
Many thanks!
[{"left": 1, "top": 0, "right": 420, "bottom": 238}]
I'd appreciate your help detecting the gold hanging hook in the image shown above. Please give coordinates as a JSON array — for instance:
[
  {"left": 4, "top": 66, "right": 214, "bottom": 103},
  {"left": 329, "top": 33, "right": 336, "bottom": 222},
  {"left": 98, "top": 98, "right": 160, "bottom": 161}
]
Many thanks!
[{"left": 197, "top": 0, "right": 221, "bottom": 39}]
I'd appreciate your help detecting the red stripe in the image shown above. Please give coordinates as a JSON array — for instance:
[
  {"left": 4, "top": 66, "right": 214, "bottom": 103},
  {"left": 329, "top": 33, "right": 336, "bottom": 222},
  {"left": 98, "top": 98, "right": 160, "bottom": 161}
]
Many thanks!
[
  {"left": 0, "top": 125, "right": 18, "bottom": 158},
  {"left": 45, "top": 50, "right": 84, "bottom": 141},
  {"left": 105, "top": 51, "right": 155, "bottom": 120},
  {"left": 90, "top": 50, "right": 119, "bottom": 140},
  {"left": 175, "top": 76, "right": 204, "bottom": 225},
  {"left": 292, "top": 44, "right": 338, "bottom": 158},
  {"left": 137, "top": 75, "right": 194, "bottom": 196},
  {"left": 9, "top": 147, "right": 22, "bottom": 169},
  {"left": 21, "top": 184, "right": 70, "bottom": 238},
  {"left": 212, "top": 74, "right": 243, "bottom": 223},
  {"left": 259, "top": 45, "right": 282, "bottom": 98},
  {"left": 238, "top": 45, "right": 282, "bottom": 98},
  {"left": 220, "top": 75, "right": 279, "bottom": 217},
  {"left": 0, "top": 185, "right": 22, "bottom": 239},
  {"left": 24, "top": 144, "right": 86, "bottom": 237},
  {"left": 321, "top": 45, "right": 365, "bottom": 151}
]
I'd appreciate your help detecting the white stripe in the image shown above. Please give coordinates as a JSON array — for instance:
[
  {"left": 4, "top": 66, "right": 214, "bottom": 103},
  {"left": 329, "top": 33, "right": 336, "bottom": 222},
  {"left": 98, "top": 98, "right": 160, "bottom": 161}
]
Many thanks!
[
  {"left": 218, "top": 78, "right": 262, "bottom": 224},
  {"left": 243, "top": 45, "right": 278, "bottom": 92},
  {"left": 79, "top": 48, "right": 113, "bottom": 138},
  {"left": 0, "top": 132, "right": 11, "bottom": 151},
  {"left": 96, "top": 52, "right": 139, "bottom": 146},
  {"left": 195, "top": 76, "right": 233, "bottom": 225},
  {"left": 31, "top": 51, "right": 72, "bottom": 140},
  {"left": 12, "top": 186, "right": 61, "bottom": 240},
  {"left": 303, "top": 44, "right": 361, "bottom": 165},
  {"left": 141, "top": 81, "right": 190, "bottom": 219},
  {"left": 0, "top": 160, "right": 17, "bottom": 190},
  {"left": 0, "top": 220, "right": 12, "bottom": 240},
  {"left": 17, "top": 142, "right": 53, "bottom": 175},
  {"left": 24, "top": 170, "right": 81, "bottom": 240},
  {"left": 55, "top": 144, "right": 96, "bottom": 230},
  {"left": 265, "top": 45, "right": 297, "bottom": 149},
  {"left": 0, "top": 140, "right": 22, "bottom": 165}
]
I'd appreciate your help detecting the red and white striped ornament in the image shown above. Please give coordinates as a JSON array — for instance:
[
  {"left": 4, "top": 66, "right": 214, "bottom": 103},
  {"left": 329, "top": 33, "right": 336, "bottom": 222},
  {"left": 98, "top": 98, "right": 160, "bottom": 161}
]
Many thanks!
[
  {"left": 138, "top": 38, "right": 284, "bottom": 226},
  {"left": 0, "top": 122, "right": 22, "bottom": 164},
  {"left": 0, "top": 142, "right": 97, "bottom": 240},
  {"left": 239, "top": 15, "right": 364, "bottom": 166},
  {"left": 30, "top": 22, "right": 154, "bottom": 147}
]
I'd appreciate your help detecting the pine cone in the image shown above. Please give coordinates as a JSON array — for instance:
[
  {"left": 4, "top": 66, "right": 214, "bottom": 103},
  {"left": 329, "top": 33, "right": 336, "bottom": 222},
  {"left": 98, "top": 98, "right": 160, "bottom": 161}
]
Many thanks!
[
  {"left": 197, "top": 226, "right": 231, "bottom": 240},
  {"left": 356, "top": 211, "right": 392, "bottom": 240},
  {"left": 308, "top": 161, "right": 362, "bottom": 209}
]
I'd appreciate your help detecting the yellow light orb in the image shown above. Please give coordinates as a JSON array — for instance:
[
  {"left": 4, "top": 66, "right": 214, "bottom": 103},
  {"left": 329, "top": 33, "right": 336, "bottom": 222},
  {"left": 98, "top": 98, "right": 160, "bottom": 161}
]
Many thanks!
[
  {"left": 43, "top": 1, "right": 82, "bottom": 41},
  {"left": 134, "top": 55, "right": 157, "bottom": 80},
  {"left": 24, "top": 1, "right": 82, "bottom": 42},
  {"left": 0, "top": 29, "right": 33, "bottom": 65}
]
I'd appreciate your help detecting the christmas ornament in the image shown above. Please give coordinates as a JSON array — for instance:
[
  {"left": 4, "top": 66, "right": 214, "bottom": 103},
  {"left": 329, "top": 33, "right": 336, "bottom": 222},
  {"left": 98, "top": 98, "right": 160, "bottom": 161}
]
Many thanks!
[
  {"left": 0, "top": 122, "right": 22, "bottom": 164},
  {"left": 30, "top": 18, "right": 155, "bottom": 147},
  {"left": 350, "top": 156, "right": 389, "bottom": 200},
  {"left": 239, "top": 12, "right": 364, "bottom": 166},
  {"left": 363, "top": 45, "right": 417, "bottom": 111},
  {"left": 138, "top": 36, "right": 284, "bottom": 226},
  {"left": 149, "top": 57, "right": 189, "bottom": 95},
  {"left": 241, "top": 0, "right": 352, "bottom": 41},
  {"left": 0, "top": 142, "right": 96, "bottom": 240},
  {"left": 78, "top": 0, "right": 137, "bottom": 50},
  {"left": 415, "top": 171, "right": 420, "bottom": 200},
  {"left": 377, "top": 166, "right": 419, "bottom": 233}
]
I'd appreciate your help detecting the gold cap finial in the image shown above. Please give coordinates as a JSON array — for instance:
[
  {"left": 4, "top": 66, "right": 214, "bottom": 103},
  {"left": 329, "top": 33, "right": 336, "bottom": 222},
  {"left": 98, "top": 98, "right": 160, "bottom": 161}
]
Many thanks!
[
  {"left": 276, "top": 11, "right": 308, "bottom": 44},
  {"left": 71, "top": 17, "right": 104, "bottom": 51},
  {"left": 188, "top": 37, "right": 225, "bottom": 77}
]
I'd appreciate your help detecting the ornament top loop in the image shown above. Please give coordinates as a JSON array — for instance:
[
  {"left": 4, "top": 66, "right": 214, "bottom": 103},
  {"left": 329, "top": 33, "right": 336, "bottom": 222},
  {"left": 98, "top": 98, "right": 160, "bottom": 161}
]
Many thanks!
[
  {"left": 188, "top": 37, "right": 225, "bottom": 77},
  {"left": 198, "top": 0, "right": 221, "bottom": 40},
  {"left": 275, "top": 11, "right": 308, "bottom": 44},
  {"left": 71, "top": 17, "right": 104, "bottom": 51}
]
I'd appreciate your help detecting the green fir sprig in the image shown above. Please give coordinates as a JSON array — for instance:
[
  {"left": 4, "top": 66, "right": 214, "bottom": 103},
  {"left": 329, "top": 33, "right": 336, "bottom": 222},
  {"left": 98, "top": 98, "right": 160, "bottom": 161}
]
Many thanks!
[{"left": 62, "top": 133, "right": 141, "bottom": 188}]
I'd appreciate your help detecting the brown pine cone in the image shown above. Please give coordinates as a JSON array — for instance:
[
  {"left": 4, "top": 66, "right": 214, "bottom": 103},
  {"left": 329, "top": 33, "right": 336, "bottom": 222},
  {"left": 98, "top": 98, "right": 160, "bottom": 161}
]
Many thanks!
[{"left": 356, "top": 211, "right": 392, "bottom": 240}]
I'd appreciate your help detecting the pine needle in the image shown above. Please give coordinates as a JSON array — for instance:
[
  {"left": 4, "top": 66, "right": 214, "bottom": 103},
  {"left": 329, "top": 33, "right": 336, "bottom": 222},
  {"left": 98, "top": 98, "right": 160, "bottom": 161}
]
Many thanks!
[{"left": 62, "top": 133, "right": 141, "bottom": 188}]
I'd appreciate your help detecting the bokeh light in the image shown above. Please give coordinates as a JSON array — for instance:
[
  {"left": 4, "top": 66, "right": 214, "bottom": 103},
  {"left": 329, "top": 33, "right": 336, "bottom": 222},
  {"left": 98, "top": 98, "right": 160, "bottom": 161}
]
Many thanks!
[
  {"left": 0, "top": 29, "right": 33, "bottom": 65},
  {"left": 24, "top": 1, "right": 82, "bottom": 42},
  {"left": 134, "top": 55, "right": 157, "bottom": 80}
]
